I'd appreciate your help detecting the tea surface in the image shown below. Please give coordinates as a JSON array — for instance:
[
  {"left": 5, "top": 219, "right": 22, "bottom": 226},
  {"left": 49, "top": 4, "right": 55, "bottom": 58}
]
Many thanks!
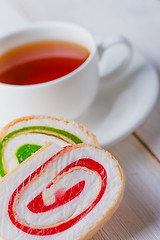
[{"left": 0, "top": 41, "right": 89, "bottom": 85}]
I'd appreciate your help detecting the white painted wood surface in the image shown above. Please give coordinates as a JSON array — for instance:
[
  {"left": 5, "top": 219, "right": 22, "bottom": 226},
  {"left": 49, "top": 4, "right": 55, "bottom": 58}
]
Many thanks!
[
  {"left": 0, "top": 1, "right": 160, "bottom": 239},
  {"left": 92, "top": 131, "right": 160, "bottom": 239},
  {"left": 135, "top": 92, "right": 160, "bottom": 161}
]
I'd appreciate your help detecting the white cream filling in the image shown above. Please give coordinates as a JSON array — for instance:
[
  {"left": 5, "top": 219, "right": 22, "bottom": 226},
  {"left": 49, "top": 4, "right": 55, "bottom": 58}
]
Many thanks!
[
  {"left": 5, "top": 117, "right": 93, "bottom": 145},
  {"left": 3, "top": 133, "right": 68, "bottom": 173},
  {"left": 15, "top": 168, "right": 100, "bottom": 227}
]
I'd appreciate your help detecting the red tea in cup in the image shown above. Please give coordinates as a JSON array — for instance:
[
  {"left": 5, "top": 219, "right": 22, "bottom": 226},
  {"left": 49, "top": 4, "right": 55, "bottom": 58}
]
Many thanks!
[{"left": 0, "top": 41, "right": 89, "bottom": 85}]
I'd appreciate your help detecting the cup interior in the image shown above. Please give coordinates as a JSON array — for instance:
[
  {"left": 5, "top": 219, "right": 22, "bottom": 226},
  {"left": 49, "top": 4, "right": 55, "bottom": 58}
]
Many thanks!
[
  {"left": 0, "top": 22, "right": 95, "bottom": 56},
  {"left": 0, "top": 22, "right": 96, "bottom": 87}
]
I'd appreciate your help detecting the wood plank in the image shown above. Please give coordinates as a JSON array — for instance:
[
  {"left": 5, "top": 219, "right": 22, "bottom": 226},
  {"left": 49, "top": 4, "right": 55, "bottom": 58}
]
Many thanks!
[
  {"left": 134, "top": 82, "right": 160, "bottom": 161},
  {"left": 91, "top": 134, "right": 160, "bottom": 239}
]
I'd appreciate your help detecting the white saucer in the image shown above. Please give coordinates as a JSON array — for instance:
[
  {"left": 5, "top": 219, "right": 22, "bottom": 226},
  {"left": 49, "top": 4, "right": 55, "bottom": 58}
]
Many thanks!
[{"left": 77, "top": 50, "right": 159, "bottom": 147}]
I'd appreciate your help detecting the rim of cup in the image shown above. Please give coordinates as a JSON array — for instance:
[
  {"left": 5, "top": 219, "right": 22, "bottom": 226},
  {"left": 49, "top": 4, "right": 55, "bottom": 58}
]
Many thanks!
[{"left": 0, "top": 21, "right": 96, "bottom": 89}]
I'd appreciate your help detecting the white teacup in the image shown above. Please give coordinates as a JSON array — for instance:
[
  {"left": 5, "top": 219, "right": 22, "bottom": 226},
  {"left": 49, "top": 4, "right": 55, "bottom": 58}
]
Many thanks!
[{"left": 0, "top": 22, "right": 132, "bottom": 126}]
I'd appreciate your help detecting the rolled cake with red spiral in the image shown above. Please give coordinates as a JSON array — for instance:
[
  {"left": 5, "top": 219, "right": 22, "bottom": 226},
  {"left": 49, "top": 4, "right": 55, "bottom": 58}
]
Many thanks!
[
  {"left": 0, "top": 115, "right": 99, "bottom": 178},
  {"left": 0, "top": 143, "right": 125, "bottom": 240}
]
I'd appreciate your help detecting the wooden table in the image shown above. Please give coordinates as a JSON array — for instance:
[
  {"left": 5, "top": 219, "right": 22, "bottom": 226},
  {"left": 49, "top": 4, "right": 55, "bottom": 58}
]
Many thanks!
[
  {"left": 1, "top": 1, "right": 160, "bottom": 239},
  {"left": 92, "top": 89, "right": 160, "bottom": 239}
]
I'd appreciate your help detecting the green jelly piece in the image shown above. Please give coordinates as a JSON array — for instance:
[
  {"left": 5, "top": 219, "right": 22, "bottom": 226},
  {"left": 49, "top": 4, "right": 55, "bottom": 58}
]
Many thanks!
[
  {"left": 0, "top": 126, "right": 83, "bottom": 177},
  {"left": 0, "top": 142, "right": 5, "bottom": 177},
  {"left": 16, "top": 144, "right": 42, "bottom": 164}
]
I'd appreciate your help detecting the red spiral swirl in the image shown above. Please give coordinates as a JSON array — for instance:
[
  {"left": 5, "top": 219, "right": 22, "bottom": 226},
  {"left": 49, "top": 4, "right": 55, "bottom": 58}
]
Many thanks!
[{"left": 8, "top": 150, "right": 107, "bottom": 236}]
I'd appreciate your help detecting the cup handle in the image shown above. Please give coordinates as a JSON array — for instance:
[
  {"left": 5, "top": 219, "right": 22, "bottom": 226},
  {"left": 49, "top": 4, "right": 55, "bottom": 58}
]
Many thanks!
[{"left": 97, "top": 35, "right": 133, "bottom": 78}]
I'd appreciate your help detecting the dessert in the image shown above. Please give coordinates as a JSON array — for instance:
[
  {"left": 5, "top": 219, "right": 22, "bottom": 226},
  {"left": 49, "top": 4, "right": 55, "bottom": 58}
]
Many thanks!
[
  {"left": 0, "top": 142, "right": 124, "bottom": 240},
  {"left": 0, "top": 115, "right": 99, "bottom": 178}
]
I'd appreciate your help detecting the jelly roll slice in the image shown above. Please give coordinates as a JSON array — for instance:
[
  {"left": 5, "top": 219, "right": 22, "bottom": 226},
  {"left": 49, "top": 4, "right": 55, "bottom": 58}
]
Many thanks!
[
  {"left": 0, "top": 142, "right": 125, "bottom": 240},
  {"left": 0, "top": 115, "right": 99, "bottom": 178}
]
